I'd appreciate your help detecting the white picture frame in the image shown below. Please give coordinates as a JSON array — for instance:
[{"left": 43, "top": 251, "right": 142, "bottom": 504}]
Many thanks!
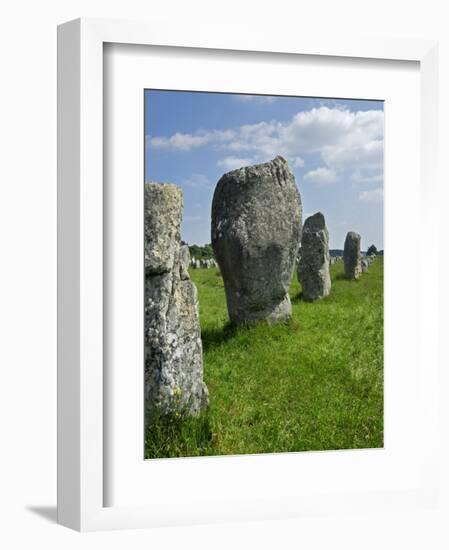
[{"left": 57, "top": 17, "right": 440, "bottom": 531}]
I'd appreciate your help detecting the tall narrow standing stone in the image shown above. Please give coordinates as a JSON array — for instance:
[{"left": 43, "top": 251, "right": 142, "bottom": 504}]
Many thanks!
[
  {"left": 211, "top": 156, "right": 302, "bottom": 324},
  {"left": 344, "top": 231, "right": 362, "bottom": 280},
  {"left": 298, "top": 212, "right": 331, "bottom": 301},
  {"left": 145, "top": 182, "right": 208, "bottom": 416}
]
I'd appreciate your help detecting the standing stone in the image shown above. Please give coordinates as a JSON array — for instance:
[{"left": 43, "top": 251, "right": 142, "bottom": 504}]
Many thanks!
[
  {"left": 298, "top": 212, "right": 331, "bottom": 301},
  {"left": 145, "top": 182, "right": 208, "bottom": 416},
  {"left": 344, "top": 231, "right": 362, "bottom": 280},
  {"left": 211, "top": 156, "right": 302, "bottom": 324},
  {"left": 361, "top": 258, "right": 369, "bottom": 273}
]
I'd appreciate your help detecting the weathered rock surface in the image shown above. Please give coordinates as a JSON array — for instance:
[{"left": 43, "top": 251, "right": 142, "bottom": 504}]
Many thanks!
[
  {"left": 179, "top": 244, "right": 191, "bottom": 280},
  {"left": 211, "top": 156, "right": 302, "bottom": 324},
  {"left": 361, "top": 258, "right": 369, "bottom": 273},
  {"left": 344, "top": 231, "right": 362, "bottom": 280},
  {"left": 145, "top": 184, "right": 182, "bottom": 275},
  {"left": 298, "top": 212, "right": 331, "bottom": 301},
  {"left": 144, "top": 183, "right": 208, "bottom": 416}
]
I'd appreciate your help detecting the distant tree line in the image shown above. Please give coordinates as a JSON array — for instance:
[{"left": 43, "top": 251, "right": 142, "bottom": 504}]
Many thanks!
[
  {"left": 187, "top": 243, "right": 215, "bottom": 260},
  {"left": 186, "top": 243, "right": 383, "bottom": 260},
  {"left": 329, "top": 249, "right": 344, "bottom": 257},
  {"left": 329, "top": 245, "right": 383, "bottom": 257}
]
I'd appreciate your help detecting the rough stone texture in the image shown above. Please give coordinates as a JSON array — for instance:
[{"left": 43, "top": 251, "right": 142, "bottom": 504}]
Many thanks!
[
  {"left": 211, "top": 156, "right": 302, "bottom": 324},
  {"left": 361, "top": 258, "right": 369, "bottom": 273},
  {"left": 144, "top": 183, "right": 208, "bottom": 416},
  {"left": 297, "top": 212, "right": 331, "bottom": 301},
  {"left": 344, "top": 231, "right": 362, "bottom": 280},
  {"left": 145, "top": 184, "right": 182, "bottom": 276},
  {"left": 179, "top": 244, "right": 191, "bottom": 280}
]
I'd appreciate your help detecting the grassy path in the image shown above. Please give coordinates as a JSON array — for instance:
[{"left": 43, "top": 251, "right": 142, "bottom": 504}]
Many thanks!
[{"left": 145, "top": 259, "right": 383, "bottom": 458}]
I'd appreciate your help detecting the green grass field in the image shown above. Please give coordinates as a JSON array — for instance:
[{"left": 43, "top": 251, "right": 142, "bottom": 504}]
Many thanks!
[{"left": 145, "top": 258, "right": 384, "bottom": 458}]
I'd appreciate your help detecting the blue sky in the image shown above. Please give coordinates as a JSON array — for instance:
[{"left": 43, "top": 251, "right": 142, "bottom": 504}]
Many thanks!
[{"left": 145, "top": 90, "right": 384, "bottom": 250}]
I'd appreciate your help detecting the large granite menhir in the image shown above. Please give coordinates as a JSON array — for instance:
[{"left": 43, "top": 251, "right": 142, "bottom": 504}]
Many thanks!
[
  {"left": 144, "top": 182, "right": 208, "bottom": 416},
  {"left": 298, "top": 212, "right": 331, "bottom": 301},
  {"left": 211, "top": 156, "right": 302, "bottom": 324},
  {"left": 344, "top": 231, "right": 362, "bottom": 280}
]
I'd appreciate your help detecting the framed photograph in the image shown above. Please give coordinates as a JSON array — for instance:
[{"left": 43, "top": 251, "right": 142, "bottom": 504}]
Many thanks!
[{"left": 57, "top": 18, "right": 440, "bottom": 531}]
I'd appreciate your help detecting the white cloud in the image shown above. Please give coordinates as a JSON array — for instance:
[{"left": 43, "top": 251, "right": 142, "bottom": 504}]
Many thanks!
[
  {"left": 225, "top": 121, "right": 280, "bottom": 157},
  {"left": 292, "top": 156, "right": 305, "bottom": 168},
  {"left": 303, "top": 167, "right": 337, "bottom": 185},
  {"left": 149, "top": 132, "right": 210, "bottom": 151},
  {"left": 184, "top": 173, "right": 211, "bottom": 189},
  {"left": 217, "top": 156, "right": 253, "bottom": 171},
  {"left": 322, "top": 139, "right": 383, "bottom": 171},
  {"left": 147, "top": 106, "right": 384, "bottom": 182},
  {"left": 351, "top": 169, "right": 383, "bottom": 184},
  {"left": 359, "top": 188, "right": 383, "bottom": 202},
  {"left": 148, "top": 129, "right": 235, "bottom": 151}
]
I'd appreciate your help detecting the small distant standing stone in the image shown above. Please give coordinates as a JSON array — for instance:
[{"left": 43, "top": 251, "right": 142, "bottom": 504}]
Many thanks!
[
  {"left": 211, "top": 156, "right": 302, "bottom": 324},
  {"left": 298, "top": 212, "right": 331, "bottom": 301},
  {"left": 361, "top": 258, "right": 369, "bottom": 273},
  {"left": 144, "top": 182, "right": 208, "bottom": 417},
  {"left": 344, "top": 231, "right": 362, "bottom": 280}
]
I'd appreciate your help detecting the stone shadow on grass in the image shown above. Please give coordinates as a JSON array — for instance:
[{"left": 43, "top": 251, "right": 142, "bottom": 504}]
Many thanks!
[
  {"left": 201, "top": 322, "right": 239, "bottom": 353},
  {"left": 291, "top": 291, "right": 305, "bottom": 304}
]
